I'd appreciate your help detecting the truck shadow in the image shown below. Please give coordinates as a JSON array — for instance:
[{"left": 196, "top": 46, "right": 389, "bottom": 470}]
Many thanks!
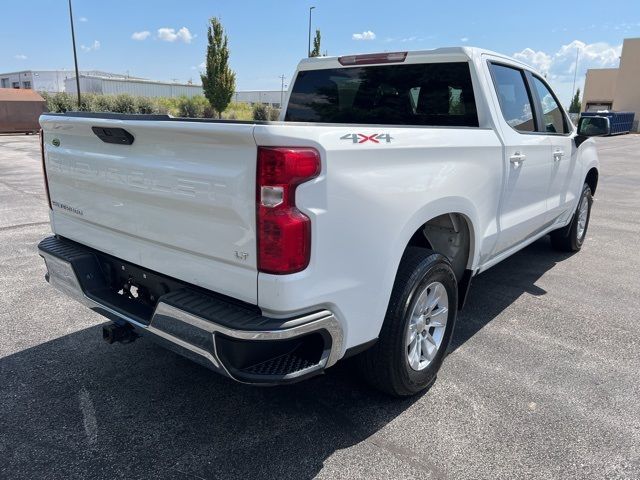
[
  {"left": 0, "top": 237, "right": 572, "bottom": 480},
  {"left": 450, "top": 236, "right": 572, "bottom": 352}
]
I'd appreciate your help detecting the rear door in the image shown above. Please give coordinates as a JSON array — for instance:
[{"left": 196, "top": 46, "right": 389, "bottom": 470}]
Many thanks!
[
  {"left": 40, "top": 116, "right": 259, "bottom": 303},
  {"left": 486, "top": 61, "right": 553, "bottom": 254}
]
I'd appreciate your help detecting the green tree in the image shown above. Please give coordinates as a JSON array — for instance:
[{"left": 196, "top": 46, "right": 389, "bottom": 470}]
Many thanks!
[
  {"left": 201, "top": 17, "right": 236, "bottom": 118},
  {"left": 569, "top": 88, "right": 581, "bottom": 114},
  {"left": 310, "top": 29, "right": 321, "bottom": 57}
]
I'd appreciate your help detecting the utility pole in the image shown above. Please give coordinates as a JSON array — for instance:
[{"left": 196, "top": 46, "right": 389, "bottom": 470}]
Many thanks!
[
  {"left": 68, "top": 0, "right": 81, "bottom": 109},
  {"left": 571, "top": 47, "right": 580, "bottom": 102},
  {"left": 279, "top": 74, "right": 286, "bottom": 108},
  {"left": 308, "top": 6, "right": 315, "bottom": 57}
]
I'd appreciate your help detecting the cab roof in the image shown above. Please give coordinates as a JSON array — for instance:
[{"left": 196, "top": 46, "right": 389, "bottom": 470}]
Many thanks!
[{"left": 297, "top": 46, "right": 536, "bottom": 73}]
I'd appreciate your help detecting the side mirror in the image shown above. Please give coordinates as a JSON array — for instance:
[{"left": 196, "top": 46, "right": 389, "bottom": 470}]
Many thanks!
[
  {"left": 575, "top": 116, "right": 610, "bottom": 147},
  {"left": 577, "top": 116, "right": 610, "bottom": 137}
]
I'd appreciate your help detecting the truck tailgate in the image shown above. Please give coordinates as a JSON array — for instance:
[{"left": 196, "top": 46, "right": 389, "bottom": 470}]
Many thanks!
[{"left": 40, "top": 115, "right": 259, "bottom": 303}]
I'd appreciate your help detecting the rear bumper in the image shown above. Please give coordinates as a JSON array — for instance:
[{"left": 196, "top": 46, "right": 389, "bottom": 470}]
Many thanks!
[{"left": 38, "top": 236, "right": 343, "bottom": 385}]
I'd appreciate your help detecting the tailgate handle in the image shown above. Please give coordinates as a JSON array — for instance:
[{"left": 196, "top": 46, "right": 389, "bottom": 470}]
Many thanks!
[{"left": 91, "top": 126, "right": 134, "bottom": 145}]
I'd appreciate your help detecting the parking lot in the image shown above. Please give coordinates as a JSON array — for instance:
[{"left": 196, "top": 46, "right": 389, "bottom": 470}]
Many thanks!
[{"left": 1, "top": 133, "right": 639, "bottom": 479}]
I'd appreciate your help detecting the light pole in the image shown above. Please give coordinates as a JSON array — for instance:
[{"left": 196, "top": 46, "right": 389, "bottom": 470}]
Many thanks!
[
  {"left": 571, "top": 47, "right": 580, "bottom": 105},
  {"left": 308, "top": 6, "right": 315, "bottom": 57},
  {"left": 68, "top": 0, "right": 81, "bottom": 109},
  {"left": 279, "top": 74, "right": 286, "bottom": 108}
]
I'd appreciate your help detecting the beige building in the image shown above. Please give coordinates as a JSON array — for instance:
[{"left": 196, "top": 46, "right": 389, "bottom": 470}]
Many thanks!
[{"left": 582, "top": 37, "right": 640, "bottom": 131}]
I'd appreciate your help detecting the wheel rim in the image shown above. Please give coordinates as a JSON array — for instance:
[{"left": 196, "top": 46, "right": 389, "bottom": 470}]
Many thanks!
[
  {"left": 577, "top": 193, "right": 589, "bottom": 240},
  {"left": 406, "top": 281, "right": 449, "bottom": 371}
]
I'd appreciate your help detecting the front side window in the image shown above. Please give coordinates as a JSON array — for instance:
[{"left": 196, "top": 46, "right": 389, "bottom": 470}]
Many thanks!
[
  {"left": 490, "top": 64, "right": 535, "bottom": 132},
  {"left": 285, "top": 62, "right": 478, "bottom": 127},
  {"left": 532, "top": 76, "right": 568, "bottom": 134}
]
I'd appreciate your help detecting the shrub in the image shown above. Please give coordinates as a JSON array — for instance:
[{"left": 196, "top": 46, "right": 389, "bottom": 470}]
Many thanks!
[
  {"left": 252, "top": 103, "right": 269, "bottom": 121},
  {"left": 177, "top": 96, "right": 205, "bottom": 118},
  {"left": 152, "top": 97, "right": 178, "bottom": 116},
  {"left": 93, "top": 95, "right": 115, "bottom": 112},
  {"left": 221, "top": 102, "right": 252, "bottom": 121},
  {"left": 40, "top": 93, "right": 263, "bottom": 120},
  {"left": 135, "top": 96, "right": 155, "bottom": 114},
  {"left": 112, "top": 94, "right": 136, "bottom": 114},
  {"left": 268, "top": 107, "right": 281, "bottom": 121},
  {"left": 47, "top": 92, "right": 74, "bottom": 113},
  {"left": 40, "top": 91, "right": 51, "bottom": 112},
  {"left": 193, "top": 96, "right": 210, "bottom": 117},
  {"left": 78, "top": 93, "right": 97, "bottom": 112}
]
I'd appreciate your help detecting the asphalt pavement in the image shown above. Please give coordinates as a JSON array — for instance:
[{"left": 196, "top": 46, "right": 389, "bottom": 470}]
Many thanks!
[{"left": 1, "top": 133, "right": 639, "bottom": 479}]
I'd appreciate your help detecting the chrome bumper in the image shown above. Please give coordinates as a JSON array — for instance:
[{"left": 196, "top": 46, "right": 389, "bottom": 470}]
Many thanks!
[{"left": 40, "top": 239, "right": 343, "bottom": 384}]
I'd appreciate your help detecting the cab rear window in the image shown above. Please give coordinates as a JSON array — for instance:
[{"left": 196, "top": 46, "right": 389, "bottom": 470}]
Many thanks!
[{"left": 285, "top": 62, "right": 478, "bottom": 127}]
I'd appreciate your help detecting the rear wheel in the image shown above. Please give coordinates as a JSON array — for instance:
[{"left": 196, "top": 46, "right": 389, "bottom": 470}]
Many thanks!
[
  {"left": 355, "top": 247, "right": 457, "bottom": 396},
  {"left": 550, "top": 183, "right": 593, "bottom": 252}
]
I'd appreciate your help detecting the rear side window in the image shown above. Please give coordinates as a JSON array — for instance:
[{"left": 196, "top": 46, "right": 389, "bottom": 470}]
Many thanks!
[
  {"left": 532, "top": 76, "right": 568, "bottom": 134},
  {"left": 490, "top": 64, "right": 536, "bottom": 132},
  {"left": 285, "top": 62, "right": 478, "bottom": 127}
]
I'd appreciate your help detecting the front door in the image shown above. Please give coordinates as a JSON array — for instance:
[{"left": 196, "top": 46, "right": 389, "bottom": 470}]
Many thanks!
[{"left": 529, "top": 75, "right": 576, "bottom": 224}]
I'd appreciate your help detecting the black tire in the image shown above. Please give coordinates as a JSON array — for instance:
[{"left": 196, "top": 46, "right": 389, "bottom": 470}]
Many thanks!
[
  {"left": 550, "top": 183, "right": 593, "bottom": 252},
  {"left": 355, "top": 247, "right": 458, "bottom": 397}
]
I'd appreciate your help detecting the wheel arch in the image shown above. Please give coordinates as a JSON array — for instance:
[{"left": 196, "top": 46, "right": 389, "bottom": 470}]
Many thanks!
[
  {"left": 585, "top": 166, "right": 599, "bottom": 195},
  {"left": 386, "top": 198, "right": 481, "bottom": 312},
  {"left": 405, "top": 212, "right": 475, "bottom": 280}
]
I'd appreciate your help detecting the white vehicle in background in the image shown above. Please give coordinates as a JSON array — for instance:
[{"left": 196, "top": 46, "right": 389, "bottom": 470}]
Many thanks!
[{"left": 38, "top": 47, "right": 608, "bottom": 396}]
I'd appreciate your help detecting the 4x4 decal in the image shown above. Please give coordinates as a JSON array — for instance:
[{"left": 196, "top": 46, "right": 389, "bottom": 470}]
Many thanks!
[{"left": 340, "top": 133, "right": 393, "bottom": 144}]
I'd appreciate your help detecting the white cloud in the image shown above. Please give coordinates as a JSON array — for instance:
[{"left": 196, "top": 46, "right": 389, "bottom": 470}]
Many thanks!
[
  {"left": 131, "top": 30, "right": 151, "bottom": 41},
  {"left": 513, "top": 47, "right": 553, "bottom": 73},
  {"left": 79, "top": 17, "right": 88, "bottom": 22},
  {"left": 514, "top": 40, "right": 621, "bottom": 76},
  {"left": 460, "top": 37, "right": 469, "bottom": 43},
  {"left": 157, "top": 27, "right": 193, "bottom": 43},
  {"left": 80, "top": 40, "right": 100, "bottom": 52},
  {"left": 556, "top": 40, "right": 621, "bottom": 72},
  {"left": 15, "top": 54, "right": 27, "bottom": 60},
  {"left": 352, "top": 30, "right": 376, "bottom": 41},
  {"left": 513, "top": 40, "right": 622, "bottom": 105}
]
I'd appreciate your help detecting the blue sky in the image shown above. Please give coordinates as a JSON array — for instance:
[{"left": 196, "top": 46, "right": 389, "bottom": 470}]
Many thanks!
[{"left": 1, "top": 0, "right": 639, "bottom": 104}]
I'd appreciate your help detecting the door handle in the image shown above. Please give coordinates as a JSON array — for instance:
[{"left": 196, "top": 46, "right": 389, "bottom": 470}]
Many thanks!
[
  {"left": 553, "top": 150, "right": 565, "bottom": 161},
  {"left": 509, "top": 152, "right": 526, "bottom": 167}
]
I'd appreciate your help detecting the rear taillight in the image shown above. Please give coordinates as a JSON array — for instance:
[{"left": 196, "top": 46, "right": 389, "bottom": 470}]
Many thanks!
[
  {"left": 39, "top": 129, "right": 52, "bottom": 210},
  {"left": 256, "top": 147, "right": 321, "bottom": 274}
]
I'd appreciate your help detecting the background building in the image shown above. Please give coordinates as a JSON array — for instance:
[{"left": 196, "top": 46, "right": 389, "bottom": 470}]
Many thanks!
[
  {"left": 64, "top": 74, "right": 202, "bottom": 98},
  {"left": 582, "top": 37, "right": 640, "bottom": 131},
  {"left": 0, "top": 70, "right": 135, "bottom": 93},
  {"left": 65, "top": 74, "right": 282, "bottom": 106},
  {"left": 233, "top": 90, "right": 283, "bottom": 108}
]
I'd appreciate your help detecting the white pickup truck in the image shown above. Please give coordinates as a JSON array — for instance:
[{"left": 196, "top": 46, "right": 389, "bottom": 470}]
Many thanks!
[{"left": 38, "top": 47, "right": 609, "bottom": 396}]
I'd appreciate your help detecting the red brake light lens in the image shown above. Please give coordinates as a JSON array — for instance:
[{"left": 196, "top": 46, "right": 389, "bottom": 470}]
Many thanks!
[{"left": 257, "top": 147, "right": 320, "bottom": 274}]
